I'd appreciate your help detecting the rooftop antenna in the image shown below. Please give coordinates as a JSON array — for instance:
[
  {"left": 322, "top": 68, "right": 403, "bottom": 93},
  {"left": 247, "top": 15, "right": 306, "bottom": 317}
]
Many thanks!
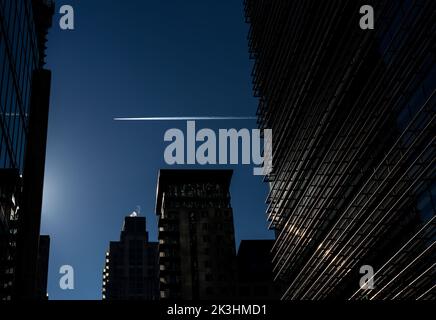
[{"left": 129, "top": 205, "right": 141, "bottom": 217}]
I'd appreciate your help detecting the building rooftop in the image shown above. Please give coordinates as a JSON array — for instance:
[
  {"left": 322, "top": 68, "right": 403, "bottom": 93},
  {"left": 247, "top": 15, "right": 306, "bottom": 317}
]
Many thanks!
[{"left": 155, "top": 169, "right": 233, "bottom": 215}]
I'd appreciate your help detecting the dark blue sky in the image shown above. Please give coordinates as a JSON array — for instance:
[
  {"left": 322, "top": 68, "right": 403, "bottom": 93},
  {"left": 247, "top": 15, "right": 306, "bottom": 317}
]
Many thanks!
[{"left": 41, "top": 0, "right": 273, "bottom": 300}]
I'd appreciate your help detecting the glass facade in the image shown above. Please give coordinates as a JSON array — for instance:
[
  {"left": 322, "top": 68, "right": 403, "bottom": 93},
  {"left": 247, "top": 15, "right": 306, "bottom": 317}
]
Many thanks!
[
  {"left": 0, "top": 0, "right": 41, "bottom": 301},
  {"left": 246, "top": 0, "right": 435, "bottom": 300},
  {"left": 0, "top": 0, "right": 40, "bottom": 172},
  {"left": 0, "top": 0, "right": 54, "bottom": 300}
]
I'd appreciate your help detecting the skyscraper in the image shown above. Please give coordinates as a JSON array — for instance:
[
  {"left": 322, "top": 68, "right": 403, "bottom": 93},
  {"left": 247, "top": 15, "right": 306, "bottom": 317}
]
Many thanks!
[
  {"left": 245, "top": 0, "right": 435, "bottom": 299},
  {"left": 156, "top": 169, "right": 237, "bottom": 300},
  {"left": 0, "top": 0, "right": 54, "bottom": 300},
  {"left": 102, "top": 214, "right": 159, "bottom": 300}
]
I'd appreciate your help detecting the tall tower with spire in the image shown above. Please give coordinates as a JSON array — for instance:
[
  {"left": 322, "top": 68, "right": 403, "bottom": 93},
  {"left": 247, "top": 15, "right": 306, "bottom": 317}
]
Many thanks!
[{"left": 102, "top": 211, "right": 159, "bottom": 300}]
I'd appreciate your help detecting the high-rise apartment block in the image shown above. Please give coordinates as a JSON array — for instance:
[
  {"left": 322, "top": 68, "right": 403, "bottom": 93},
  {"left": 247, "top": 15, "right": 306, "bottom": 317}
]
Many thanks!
[{"left": 156, "top": 169, "right": 237, "bottom": 300}]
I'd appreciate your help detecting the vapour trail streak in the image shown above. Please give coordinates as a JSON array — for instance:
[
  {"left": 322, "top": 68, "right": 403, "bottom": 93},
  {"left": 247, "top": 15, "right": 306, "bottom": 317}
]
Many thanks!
[{"left": 114, "top": 116, "right": 256, "bottom": 121}]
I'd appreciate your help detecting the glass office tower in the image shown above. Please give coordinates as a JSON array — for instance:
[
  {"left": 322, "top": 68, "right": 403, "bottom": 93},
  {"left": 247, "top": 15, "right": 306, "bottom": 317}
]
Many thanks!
[
  {"left": 0, "top": 0, "right": 54, "bottom": 300},
  {"left": 0, "top": 0, "right": 40, "bottom": 170},
  {"left": 245, "top": 0, "right": 435, "bottom": 300}
]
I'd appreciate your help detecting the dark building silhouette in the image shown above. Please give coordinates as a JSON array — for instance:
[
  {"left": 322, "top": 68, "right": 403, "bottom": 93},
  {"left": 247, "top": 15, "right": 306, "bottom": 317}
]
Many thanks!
[
  {"left": 36, "top": 235, "right": 50, "bottom": 300},
  {"left": 245, "top": 0, "right": 435, "bottom": 300},
  {"left": 156, "top": 169, "right": 237, "bottom": 300},
  {"left": 102, "top": 214, "right": 159, "bottom": 300},
  {"left": 0, "top": 169, "right": 20, "bottom": 299},
  {"left": 236, "top": 240, "right": 283, "bottom": 300},
  {"left": 0, "top": 0, "right": 54, "bottom": 300}
]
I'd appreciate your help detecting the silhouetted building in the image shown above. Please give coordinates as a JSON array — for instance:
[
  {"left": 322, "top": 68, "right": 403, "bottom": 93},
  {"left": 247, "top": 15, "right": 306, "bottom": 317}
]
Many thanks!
[
  {"left": 36, "top": 235, "right": 50, "bottom": 300},
  {"left": 246, "top": 0, "right": 435, "bottom": 300},
  {"left": 0, "top": 0, "right": 54, "bottom": 300},
  {"left": 236, "top": 240, "right": 283, "bottom": 300},
  {"left": 102, "top": 214, "right": 159, "bottom": 300},
  {"left": 156, "top": 169, "right": 237, "bottom": 300},
  {"left": 0, "top": 170, "right": 20, "bottom": 300}
]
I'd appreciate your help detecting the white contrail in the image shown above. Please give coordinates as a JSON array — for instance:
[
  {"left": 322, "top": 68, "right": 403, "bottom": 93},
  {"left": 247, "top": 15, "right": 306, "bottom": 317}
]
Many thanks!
[{"left": 114, "top": 116, "right": 257, "bottom": 121}]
